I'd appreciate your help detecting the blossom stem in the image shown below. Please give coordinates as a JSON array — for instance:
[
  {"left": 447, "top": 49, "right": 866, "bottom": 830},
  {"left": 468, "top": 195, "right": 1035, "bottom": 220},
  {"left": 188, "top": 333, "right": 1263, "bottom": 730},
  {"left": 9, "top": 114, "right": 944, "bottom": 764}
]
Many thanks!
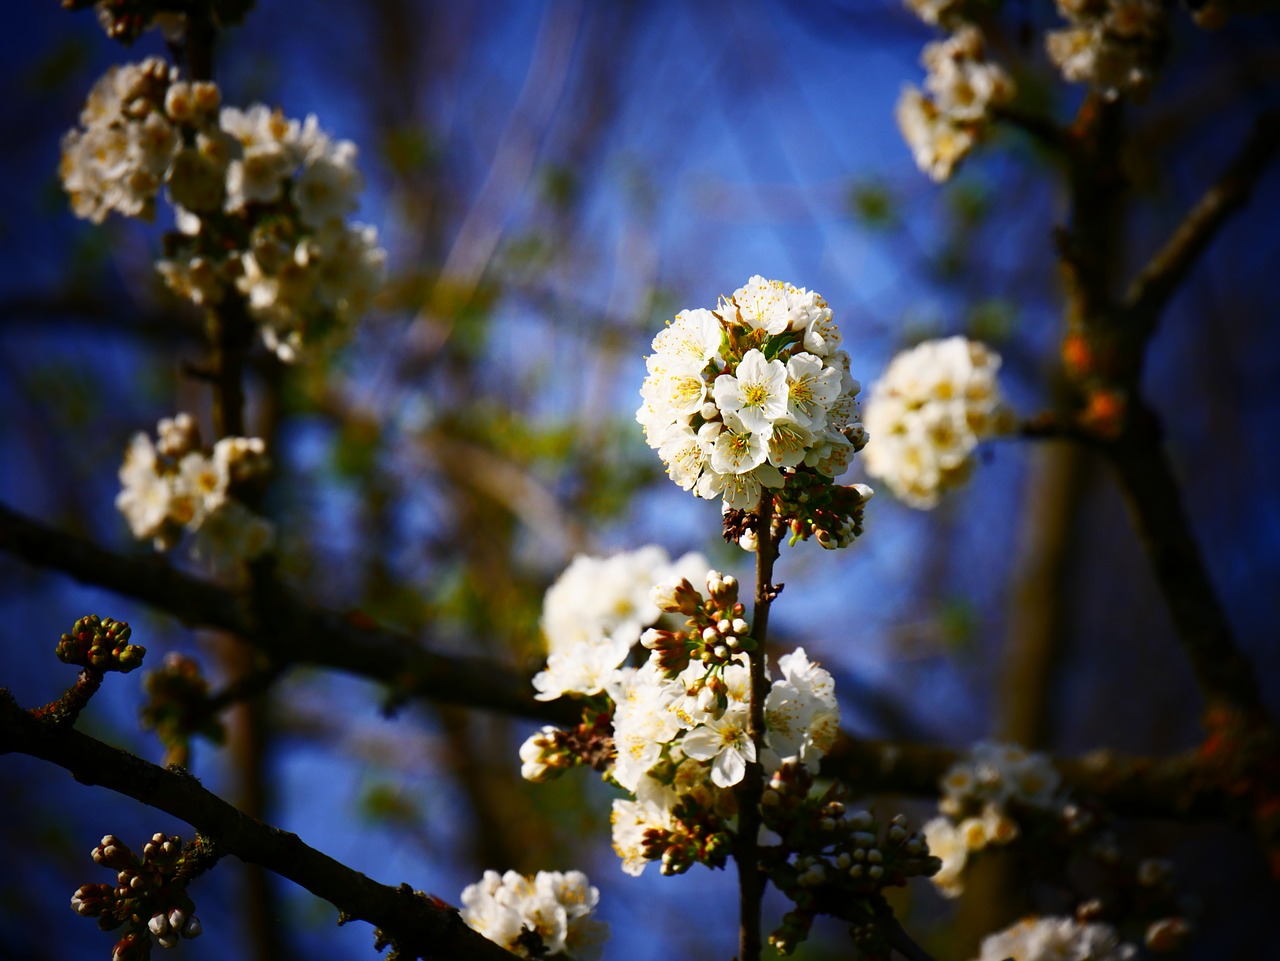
[{"left": 737, "top": 494, "right": 778, "bottom": 961}]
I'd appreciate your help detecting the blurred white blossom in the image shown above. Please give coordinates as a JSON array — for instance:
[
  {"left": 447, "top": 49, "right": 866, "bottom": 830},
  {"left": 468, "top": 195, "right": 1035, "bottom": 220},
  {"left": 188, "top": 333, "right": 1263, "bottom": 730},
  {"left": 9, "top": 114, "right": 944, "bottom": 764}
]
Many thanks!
[
  {"left": 460, "top": 870, "right": 608, "bottom": 960},
  {"left": 861, "top": 336, "right": 1010, "bottom": 508},
  {"left": 974, "top": 916, "right": 1137, "bottom": 961}
]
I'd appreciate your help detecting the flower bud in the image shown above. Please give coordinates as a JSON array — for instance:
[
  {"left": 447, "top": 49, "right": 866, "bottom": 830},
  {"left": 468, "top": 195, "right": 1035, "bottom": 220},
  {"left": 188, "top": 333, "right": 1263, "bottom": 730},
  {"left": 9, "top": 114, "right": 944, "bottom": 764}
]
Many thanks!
[
  {"left": 1145, "top": 918, "right": 1190, "bottom": 952},
  {"left": 149, "top": 913, "right": 171, "bottom": 938}
]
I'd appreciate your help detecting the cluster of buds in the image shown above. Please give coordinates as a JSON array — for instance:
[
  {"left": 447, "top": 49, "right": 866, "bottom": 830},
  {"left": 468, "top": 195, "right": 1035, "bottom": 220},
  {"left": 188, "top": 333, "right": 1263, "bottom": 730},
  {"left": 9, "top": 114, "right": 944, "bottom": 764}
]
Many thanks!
[
  {"left": 767, "top": 474, "right": 872, "bottom": 550},
  {"left": 64, "top": 0, "right": 253, "bottom": 46},
  {"left": 71, "top": 834, "right": 206, "bottom": 959},
  {"left": 57, "top": 615, "right": 146, "bottom": 674},
  {"left": 1054, "top": 812, "right": 1194, "bottom": 953},
  {"left": 638, "top": 792, "right": 735, "bottom": 877},
  {"left": 60, "top": 54, "right": 386, "bottom": 362},
  {"left": 762, "top": 762, "right": 939, "bottom": 955},
  {"left": 139, "top": 653, "right": 224, "bottom": 766},
  {"left": 642, "top": 571, "right": 753, "bottom": 678},
  {"left": 518, "top": 712, "right": 616, "bottom": 783}
]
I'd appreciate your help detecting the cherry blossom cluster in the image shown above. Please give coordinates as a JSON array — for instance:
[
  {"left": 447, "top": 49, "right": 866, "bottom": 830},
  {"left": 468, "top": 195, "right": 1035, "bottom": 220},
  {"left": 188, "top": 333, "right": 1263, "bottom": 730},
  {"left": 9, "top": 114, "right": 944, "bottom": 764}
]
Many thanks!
[
  {"left": 923, "top": 741, "right": 1061, "bottom": 897},
  {"left": 974, "top": 916, "right": 1136, "bottom": 961},
  {"left": 861, "top": 336, "right": 1011, "bottom": 509},
  {"left": 636, "top": 277, "right": 868, "bottom": 524},
  {"left": 459, "top": 870, "right": 608, "bottom": 960},
  {"left": 60, "top": 59, "right": 386, "bottom": 361},
  {"left": 896, "top": 18, "right": 1013, "bottom": 183},
  {"left": 70, "top": 833, "right": 205, "bottom": 961},
  {"left": 763, "top": 761, "right": 942, "bottom": 955},
  {"left": 59, "top": 57, "right": 196, "bottom": 224},
  {"left": 116, "top": 413, "right": 272, "bottom": 565},
  {"left": 1047, "top": 0, "right": 1169, "bottom": 101}
]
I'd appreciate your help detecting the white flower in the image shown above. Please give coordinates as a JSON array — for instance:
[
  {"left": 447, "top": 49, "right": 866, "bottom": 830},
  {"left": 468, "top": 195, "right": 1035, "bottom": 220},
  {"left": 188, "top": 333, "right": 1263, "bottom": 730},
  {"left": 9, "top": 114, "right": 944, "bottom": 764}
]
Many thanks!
[
  {"left": 115, "top": 433, "right": 173, "bottom": 543},
  {"left": 540, "top": 546, "right": 707, "bottom": 655},
  {"left": 610, "top": 662, "right": 686, "bottom": 792},
  {"left": 710, "top": 411, "right": 770, "bottom": 476},
  {"left": 922, "top": 816, "right": 968, "bottom": 898},
  {"left": 650, "top": 308, "right": 723, "bottom": 371},
  {"left": 784, "top": 352, "right": 842, "bottom": 430},
  {"left": 532, "top": 637, "right": 631, "bottom": 702},
  {"left": 713, "top": 349, "right": 789, "bottom": 434},
  {"left": 975, "top": 916, "right": 1137, "bottom": 961},
  {"left": 762, "top": 648, "right": 840, "bottom": 771},
  {"left": 639, "top": 278, "right": 864, "bottom": 510},
  {"left": 60, "top": 59, "right": 181, "bottom": 223},
  {"left": 896, "top": 86, "right": 975, "bottom": 183},
  {"left": 680, "top": 702, "right": 756, "bottom": 788},
  {"left": 1047, "top": 0, "right": 1166, "bottom": 100},
  {"left": 611, "top": 798, "right": 674, "bottom": 876}
]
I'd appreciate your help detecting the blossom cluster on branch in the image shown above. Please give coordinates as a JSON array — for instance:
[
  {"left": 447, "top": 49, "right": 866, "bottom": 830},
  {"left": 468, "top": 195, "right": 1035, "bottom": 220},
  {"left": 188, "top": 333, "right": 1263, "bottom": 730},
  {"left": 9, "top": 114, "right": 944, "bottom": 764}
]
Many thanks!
[
  {"left": 60, "top": 58, "right": 386, "bottom": 361},
  {"left": 637, "top": 278, "right": 865, "bottom": 505},
  {"left": 975, "top": 916, "right": 1136, "bottom": 961},
  {"left": 116, "top": 413, "right": 272, "bottom": 567},
  {"left": 921, "top": 741, "right": 1062, "bottom": 897},
  {"left": 1047, "top": 0, "right": 1169, "bottom": 100},
  {"left": 896, "top": 13, "right": 1013, "bottom": 183}
]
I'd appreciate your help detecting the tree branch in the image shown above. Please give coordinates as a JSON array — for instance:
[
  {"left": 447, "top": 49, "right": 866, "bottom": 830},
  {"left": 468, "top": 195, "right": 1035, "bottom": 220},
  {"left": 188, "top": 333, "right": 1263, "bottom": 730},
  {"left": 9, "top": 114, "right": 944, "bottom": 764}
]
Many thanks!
[
  {"left": 0, "top": 502, "right": 577, "bottom": 727},
  {"left": 1125, "top": 110, "right": 1280, "bottom": 335},
  {"left": 0, "top": 691, "right": 520, "bottom": 961},
  {"left": 1101, "top": 405, "right": 1266, "bottom": 720}
]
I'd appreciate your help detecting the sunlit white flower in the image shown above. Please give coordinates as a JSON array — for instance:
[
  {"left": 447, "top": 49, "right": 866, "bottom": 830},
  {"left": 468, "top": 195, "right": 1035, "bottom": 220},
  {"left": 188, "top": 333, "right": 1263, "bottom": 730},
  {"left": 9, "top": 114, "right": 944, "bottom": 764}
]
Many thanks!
[
  {"left": 680, "top": 703, "right": 756, "bottom": 788},
  {"left": 762, "top": 648, "right": 840, "bottom": 771},
  {"left": 533, "top": 637, "right": 632, "bottom": 702},
  {"left": 540, "top": 546, "right": 708, "bottom": 655}
]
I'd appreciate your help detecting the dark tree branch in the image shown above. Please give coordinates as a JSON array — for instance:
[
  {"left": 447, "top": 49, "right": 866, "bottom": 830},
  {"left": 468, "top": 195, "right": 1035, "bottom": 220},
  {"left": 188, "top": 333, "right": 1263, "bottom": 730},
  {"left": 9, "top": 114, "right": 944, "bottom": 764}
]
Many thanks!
[
  {"left": 0, "top": 691, "right": 521, "bottom": 961},
  {"left": 0, "top": 501, "right": 1255, "bottom": 821},
  {"left": 0, "top": 502, "right": 577, "bottom": 727},
  {"left": 1125, "top": 110, "right": 1280, "bottom": 336}
]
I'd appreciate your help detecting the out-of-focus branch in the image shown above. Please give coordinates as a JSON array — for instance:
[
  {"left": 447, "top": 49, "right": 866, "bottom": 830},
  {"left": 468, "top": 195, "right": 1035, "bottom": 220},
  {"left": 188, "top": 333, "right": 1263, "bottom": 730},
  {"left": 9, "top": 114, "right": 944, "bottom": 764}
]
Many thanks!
[
  {"left": 1125, "top": 110, "right": 1280, "bottom": 336},
  {"left": 1101, "top": 406, "right": 1265, "bottom": 720},
  {"left": 821, "top": 734, "right": 1236, "bottom": 821},
  {"left": 993, "top": 105, "right": 1072, "bottom": 156},
  {"left": 0, "top": 503, "right": 576, "bottom": 727},
  {"left": 0, "top": 691, "right": 521, "bottom": 961}
]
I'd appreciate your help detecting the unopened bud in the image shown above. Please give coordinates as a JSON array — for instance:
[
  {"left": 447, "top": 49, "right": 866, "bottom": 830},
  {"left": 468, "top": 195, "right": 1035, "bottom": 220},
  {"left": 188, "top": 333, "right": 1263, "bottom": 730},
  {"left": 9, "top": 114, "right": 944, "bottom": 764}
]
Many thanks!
[{"left": 1144, "top": 918, "right": 1190, "bottom": 952}]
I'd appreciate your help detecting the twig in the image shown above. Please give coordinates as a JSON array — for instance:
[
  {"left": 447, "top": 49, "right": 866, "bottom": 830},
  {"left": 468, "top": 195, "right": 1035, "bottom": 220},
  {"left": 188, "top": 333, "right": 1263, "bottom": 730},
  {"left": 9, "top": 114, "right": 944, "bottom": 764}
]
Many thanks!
[
  {"left": 879, "top": 906, "right": 943, "bottom": 961},
  {"left": 1124, "top": 110, "right": 1280, "bottom": 337},
  {"left": 737, "top": 496, "right": 779, "bottom": 961},
  {"left": 0, "top": 691, "right": 522, "bottom": 961},
  {"left": 992, "top": 105, "right": 1072, "bottom": 156},
  {"left": 1102, "top": 401, "right": 1266, "bottom": 720}
]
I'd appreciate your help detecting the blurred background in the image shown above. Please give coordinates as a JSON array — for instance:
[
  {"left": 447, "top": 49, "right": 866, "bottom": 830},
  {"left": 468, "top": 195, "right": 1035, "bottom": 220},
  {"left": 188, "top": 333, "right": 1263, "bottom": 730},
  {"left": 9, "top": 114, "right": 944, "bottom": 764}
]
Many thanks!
[{"left": 2, "top": 1, "right": 1280, "bottom": 959}]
